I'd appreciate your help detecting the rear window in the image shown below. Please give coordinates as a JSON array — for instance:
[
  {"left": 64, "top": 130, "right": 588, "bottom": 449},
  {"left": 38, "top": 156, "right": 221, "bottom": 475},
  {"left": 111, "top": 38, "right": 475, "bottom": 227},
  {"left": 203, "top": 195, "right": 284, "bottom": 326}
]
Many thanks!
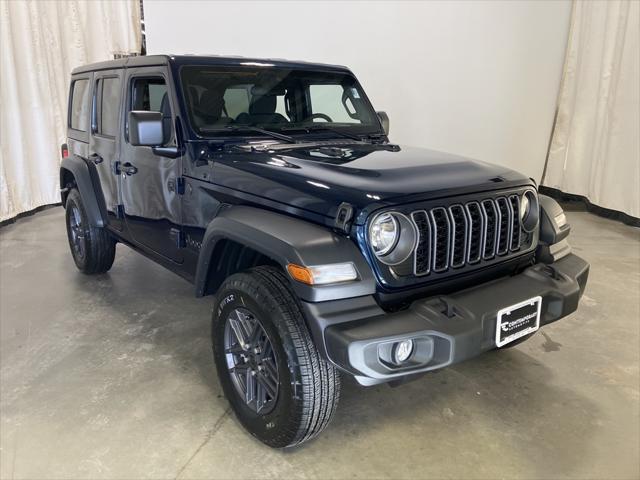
[
  {"left": 70, "top": 79, "right": 91, "bottom": 131},
  {"left": 97, "top": 77, "right": 120, "bottom": 137}
]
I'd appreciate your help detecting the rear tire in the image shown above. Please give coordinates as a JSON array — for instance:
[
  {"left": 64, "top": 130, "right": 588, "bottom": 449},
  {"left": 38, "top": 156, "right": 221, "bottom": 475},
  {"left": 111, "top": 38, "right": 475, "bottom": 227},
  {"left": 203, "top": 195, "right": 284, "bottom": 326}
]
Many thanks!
[
  {"left": 212, "top": 266, "right": 340, "bottom": 448},
  {"left": 64, "top": 188, "right": 116, "bottom": 274}
]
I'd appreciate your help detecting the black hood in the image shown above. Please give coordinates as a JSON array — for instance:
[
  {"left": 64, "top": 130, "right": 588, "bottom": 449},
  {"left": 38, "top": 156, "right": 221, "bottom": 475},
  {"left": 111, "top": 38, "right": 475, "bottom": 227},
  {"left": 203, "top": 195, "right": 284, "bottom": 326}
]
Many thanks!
[{"left": 207, "top": 142, "right": 533, "bottom": 224}]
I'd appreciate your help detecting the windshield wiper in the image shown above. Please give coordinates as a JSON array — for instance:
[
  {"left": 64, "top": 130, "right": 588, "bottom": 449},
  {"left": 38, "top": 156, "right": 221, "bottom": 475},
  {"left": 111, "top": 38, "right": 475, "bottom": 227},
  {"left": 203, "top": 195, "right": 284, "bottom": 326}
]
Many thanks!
[
  {"left": 201, "top": 125, "right": 297, "bottom": 144},
  {"left": 282, "top": 125, "right": 364, "bottom": 142}
]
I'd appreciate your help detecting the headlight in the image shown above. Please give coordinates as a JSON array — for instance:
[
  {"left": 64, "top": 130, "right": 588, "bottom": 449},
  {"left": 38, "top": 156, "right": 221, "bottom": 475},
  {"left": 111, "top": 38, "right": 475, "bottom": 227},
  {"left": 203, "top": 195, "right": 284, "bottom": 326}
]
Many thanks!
[
  {"left": 369, "top": 213, "right": 399, "bottom": 256},
  {"left": 368, "top": 212, "right": 417, "bottom": 265},
  {"left": 520, "top": 190, "right": 539, "bottom": 232},
  {"left": 520, "top": 194, "right": 530, "bottom": 221}
]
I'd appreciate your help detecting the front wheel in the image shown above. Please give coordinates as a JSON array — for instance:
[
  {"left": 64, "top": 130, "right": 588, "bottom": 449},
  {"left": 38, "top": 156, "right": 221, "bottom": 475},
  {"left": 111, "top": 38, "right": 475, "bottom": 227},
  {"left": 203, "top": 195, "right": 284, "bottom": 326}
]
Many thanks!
[{"left": 212, "top": 266, "right": 341, "bottom": 448}]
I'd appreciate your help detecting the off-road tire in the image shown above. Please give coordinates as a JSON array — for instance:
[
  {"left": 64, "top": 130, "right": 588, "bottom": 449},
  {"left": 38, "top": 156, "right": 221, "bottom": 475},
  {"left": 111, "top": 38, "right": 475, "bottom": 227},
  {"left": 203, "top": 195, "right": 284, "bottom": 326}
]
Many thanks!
[
  {"left": 64, "top": 188, "right": 116, "bottom": 274},
  {"left": 212, "top": 266, "right": 341, "bottom": 448}
]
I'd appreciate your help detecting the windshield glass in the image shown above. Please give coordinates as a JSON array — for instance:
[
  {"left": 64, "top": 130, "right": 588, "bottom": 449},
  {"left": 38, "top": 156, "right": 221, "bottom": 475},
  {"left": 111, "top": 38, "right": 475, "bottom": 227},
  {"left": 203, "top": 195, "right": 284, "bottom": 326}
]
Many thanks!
[{"left": 180, "top": 66, "right": 381, "bottom": 138}]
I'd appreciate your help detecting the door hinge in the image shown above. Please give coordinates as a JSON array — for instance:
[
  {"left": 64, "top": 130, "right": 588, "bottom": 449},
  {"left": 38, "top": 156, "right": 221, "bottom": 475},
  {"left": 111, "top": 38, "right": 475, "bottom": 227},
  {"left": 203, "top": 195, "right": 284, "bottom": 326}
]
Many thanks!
[
  {"left": 170, "top": 228, "right": 186, "bottom": 248},
  {"left": 116, "top": 204, "right": 125, "bottom": 219},
  {"left": 176, "top": 177, "right": 186, "bottom": 195}
]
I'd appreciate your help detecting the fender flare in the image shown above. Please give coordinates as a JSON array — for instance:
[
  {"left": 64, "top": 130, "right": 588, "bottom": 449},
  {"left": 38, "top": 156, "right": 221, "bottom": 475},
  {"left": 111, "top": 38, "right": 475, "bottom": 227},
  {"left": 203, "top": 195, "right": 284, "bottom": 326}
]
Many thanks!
[
  {"left": 60, "top": 156, "right": 106, "bottom": 227},
  {"left": 194, "top": 206, "right": 377, "bottom": 302}
]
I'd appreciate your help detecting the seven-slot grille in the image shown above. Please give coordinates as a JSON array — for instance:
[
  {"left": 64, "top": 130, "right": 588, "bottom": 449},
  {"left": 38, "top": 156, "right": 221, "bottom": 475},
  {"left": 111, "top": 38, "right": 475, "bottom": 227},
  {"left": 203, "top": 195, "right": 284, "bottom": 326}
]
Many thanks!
[{"left": 411, "top": 195, "right": 524, "bottom": 276}]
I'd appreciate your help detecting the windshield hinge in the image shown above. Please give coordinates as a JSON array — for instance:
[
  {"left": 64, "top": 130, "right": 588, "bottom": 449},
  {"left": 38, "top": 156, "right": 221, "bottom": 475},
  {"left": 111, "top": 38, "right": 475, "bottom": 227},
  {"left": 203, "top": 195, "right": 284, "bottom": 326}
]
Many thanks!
[{"left": 334, "top": 202, "right": 354, "bottom": 234}]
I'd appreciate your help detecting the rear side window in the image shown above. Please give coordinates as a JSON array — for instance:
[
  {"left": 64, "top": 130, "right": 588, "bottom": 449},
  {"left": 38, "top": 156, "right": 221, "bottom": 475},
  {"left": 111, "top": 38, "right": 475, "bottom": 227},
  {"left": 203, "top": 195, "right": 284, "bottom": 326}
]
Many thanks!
[
  {"left": 70, "top": 79, "right": 91, "bottom": 131},
  {"left": 96, "top": 77, "right": 121, "bottom": 137}
]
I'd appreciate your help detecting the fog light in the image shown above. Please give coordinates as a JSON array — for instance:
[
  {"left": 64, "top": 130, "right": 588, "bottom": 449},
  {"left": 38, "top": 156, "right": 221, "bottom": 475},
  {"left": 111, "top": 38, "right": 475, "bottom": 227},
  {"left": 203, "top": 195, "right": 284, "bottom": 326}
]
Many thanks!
[{"left": 393, "top": 339, "right": 414, "bottom": 364}]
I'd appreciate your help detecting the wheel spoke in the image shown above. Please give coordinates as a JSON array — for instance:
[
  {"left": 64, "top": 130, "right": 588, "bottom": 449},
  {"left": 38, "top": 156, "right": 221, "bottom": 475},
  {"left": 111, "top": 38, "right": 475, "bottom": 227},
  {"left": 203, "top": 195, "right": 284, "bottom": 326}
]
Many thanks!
[
  {"left": 261, "top": 337, "right": 272, "bottom": 358},
  {"left": 231, "top": 363, "right": 250, "bottom": 374},
  {"left": 245, "top": 370, "right": 256, "bottom": 404},
  {"left": 225, "top": 344, "right": 245, "bottom": 355},
  {"left": 228, "top": 311, "right": 249, "bottom": 348},
  {"left": 262, "top": 358, "right": 278, "bottom": 382},
  {"left": 248, "top": 321, "right": 262, "bottom": 347},
  {"left": 257, "top": 371, "right": 278, "bottom": 399},
  {"left": 255, "top": 381, "right": 266, "bottom": 412}
]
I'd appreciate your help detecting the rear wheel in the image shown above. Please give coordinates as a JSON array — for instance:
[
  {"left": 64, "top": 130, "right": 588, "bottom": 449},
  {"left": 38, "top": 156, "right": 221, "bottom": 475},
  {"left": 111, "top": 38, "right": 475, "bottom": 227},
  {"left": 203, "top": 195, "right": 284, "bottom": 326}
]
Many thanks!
[
  {"left": 64, "top": 188, "right": 116, "bottom": 274},
  {"left": 212, "top": 266, "right": 341, "bottom": 448}
]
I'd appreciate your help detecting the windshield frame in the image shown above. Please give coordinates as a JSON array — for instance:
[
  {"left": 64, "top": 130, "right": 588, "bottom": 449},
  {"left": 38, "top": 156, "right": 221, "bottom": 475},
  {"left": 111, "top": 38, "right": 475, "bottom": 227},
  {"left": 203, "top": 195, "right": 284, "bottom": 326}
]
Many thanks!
[{"left": 177, "top": 64, "right": 385, "bottom": 142}]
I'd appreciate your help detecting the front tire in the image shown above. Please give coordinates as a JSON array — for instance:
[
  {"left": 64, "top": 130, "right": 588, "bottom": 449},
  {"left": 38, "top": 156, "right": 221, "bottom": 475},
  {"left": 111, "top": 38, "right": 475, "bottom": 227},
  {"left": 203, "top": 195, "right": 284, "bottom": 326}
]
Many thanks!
[
  {"left": 64, "top": 188, "right": 116, "bottom": 274},
  {"left": 212, "top": 266, "right": 340, "bottom": 448}
]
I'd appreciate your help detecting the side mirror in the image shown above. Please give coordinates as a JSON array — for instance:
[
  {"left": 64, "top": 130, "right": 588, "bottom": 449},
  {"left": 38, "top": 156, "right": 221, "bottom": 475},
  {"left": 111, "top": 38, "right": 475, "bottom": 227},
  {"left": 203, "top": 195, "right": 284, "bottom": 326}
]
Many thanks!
[
  {"left": 128, "top": 111, "right": 164, "bottom": 146},
  {"left": 377, "top": 111, "right": 390, "bottom": 136}
]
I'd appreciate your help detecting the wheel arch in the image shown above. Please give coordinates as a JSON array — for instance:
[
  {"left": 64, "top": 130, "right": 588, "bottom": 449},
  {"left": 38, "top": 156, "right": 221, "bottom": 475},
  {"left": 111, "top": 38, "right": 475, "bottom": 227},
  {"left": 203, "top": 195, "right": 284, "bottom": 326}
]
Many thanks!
[
  {"left": 195, "top": 206, "right": 376, "bottom": 302},
  {"left": 60, "top": 156, "right": 106, "bottom": 227}
]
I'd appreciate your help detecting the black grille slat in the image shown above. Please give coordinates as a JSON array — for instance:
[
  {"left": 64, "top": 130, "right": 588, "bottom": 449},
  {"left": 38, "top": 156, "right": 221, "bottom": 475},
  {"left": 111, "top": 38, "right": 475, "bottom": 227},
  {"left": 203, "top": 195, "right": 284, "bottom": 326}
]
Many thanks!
[
  {"left": 449, "top": 205, "right": 467, "bottom": 268},
  {"left": 482, "top": 200, "right": 498, "bottom": 259},
  {"left": 465, "top": 202, "right": 484, "bottom": 264},
  {"left": 430, "top": 207, "right": 451, "bottom": 272},
  {"left": 495, "top": 197, "right": 512, "bottom": 255},
  {"left": 509, "top": 195, "right": 521, "bottom": 250},
  {"left": 408, "top": 192, "right": 530, "bottom": 277},
  {"left": 411, "top": 211, "right": 431, "bottom": 275}
]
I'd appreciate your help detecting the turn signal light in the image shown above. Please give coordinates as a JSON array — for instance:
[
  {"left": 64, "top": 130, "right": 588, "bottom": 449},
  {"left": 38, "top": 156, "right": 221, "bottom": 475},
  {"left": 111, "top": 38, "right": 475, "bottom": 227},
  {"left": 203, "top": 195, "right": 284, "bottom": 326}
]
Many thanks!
[
  {"left": 287, "top": 263, "right": 358, "bottom": 285},
  {"left": 287, "top": 264, "right": 314, "bottom": 285}
]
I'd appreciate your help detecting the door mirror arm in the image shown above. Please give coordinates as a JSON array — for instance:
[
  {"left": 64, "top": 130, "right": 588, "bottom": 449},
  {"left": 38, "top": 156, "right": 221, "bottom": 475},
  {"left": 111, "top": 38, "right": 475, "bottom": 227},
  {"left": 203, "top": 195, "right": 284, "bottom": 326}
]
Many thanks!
[{"left": 152, "top": 146, "right": 180, "bottom": 159}]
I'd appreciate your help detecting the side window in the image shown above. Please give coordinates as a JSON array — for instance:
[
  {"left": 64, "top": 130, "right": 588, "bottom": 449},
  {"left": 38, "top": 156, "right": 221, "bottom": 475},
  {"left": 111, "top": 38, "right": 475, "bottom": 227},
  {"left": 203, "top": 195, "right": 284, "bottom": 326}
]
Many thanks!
[
  {"left": 130, "top": 77, "right": 172, "bottom": 144},
  {"left": 96, "top": 77, "right": 121, "bottom": 137},
  {"left": 131, "top": 77, "right": 168, "bottom": 111},
  {"left": 70, "top": 79, "right": 91, "bottom": 131},
  {"left": 308, "top": 84, "right": 360, "bottom": 123}
]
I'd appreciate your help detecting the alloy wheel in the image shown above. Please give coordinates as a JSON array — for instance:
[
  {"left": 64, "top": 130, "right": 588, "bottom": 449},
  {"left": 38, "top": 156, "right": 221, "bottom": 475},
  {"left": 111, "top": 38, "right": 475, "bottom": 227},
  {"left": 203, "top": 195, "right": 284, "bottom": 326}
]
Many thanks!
[
  {"left": 223, "top": 307, "right": 279, "bottom": 414},
  {"left": 68, "top": 205, "right": 86, "bottom": 260}
]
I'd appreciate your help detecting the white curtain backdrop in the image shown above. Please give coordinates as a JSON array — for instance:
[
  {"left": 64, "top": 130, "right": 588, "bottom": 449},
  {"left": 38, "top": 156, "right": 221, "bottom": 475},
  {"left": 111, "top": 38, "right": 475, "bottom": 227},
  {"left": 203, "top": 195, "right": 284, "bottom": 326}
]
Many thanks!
[
  {"left": 543, "top": 0, "right": 640, "bottom": 218},
  {"left": 0, "top": 0, "right": 141, "bottom": 222}
]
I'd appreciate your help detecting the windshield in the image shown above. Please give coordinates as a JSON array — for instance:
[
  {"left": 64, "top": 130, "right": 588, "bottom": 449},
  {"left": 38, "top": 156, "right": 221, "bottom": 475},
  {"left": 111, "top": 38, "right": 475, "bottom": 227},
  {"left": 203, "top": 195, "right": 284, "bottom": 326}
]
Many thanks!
[{"left": 179, "top": 66, "right": 382, "bottom": 139}]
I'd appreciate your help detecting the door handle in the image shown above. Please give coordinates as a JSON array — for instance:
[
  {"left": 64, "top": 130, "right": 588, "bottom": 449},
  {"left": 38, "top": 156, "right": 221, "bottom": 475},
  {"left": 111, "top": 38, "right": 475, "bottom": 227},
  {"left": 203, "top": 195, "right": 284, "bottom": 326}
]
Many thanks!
[
  {"left": 121, "top": 162, "right": 138, "bottom": 176},
  {"left": 89, "top": 153, "right": 103, "bottom": 164}
]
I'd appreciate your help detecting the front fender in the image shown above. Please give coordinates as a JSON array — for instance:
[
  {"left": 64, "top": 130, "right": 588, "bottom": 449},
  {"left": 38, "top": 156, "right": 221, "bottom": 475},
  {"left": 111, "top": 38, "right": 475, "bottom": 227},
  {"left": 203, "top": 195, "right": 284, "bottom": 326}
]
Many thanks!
[{"left": 194, "top": 206, "right": 376, "bottom": 302}]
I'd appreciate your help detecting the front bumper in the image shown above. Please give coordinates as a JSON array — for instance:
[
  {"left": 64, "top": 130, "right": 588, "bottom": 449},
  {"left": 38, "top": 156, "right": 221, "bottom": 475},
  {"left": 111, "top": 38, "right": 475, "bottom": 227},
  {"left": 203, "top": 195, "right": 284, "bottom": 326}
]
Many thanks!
[{"left": 301, "top": 253, "right": 589, "bottom": 385}]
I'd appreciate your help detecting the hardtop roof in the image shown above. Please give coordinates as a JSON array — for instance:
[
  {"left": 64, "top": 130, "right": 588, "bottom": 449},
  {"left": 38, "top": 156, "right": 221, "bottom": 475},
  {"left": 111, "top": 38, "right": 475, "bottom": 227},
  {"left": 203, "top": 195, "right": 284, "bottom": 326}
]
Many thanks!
[{"left": 71, "top": 54, "right": 352, "bottom": 75}]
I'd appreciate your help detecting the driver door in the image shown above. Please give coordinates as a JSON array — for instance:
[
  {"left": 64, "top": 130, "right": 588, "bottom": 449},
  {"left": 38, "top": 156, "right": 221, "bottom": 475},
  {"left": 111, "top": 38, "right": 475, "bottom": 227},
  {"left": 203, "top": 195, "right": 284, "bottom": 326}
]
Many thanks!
[{"left": 119, "top": 68, "right": 183, "bottom": 263}]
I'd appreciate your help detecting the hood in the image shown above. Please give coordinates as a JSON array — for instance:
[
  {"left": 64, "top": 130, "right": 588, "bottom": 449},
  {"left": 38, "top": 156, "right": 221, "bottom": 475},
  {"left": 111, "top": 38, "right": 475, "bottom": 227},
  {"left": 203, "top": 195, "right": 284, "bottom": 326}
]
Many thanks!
[{"left": 207, "top": 142, "right": 532, "bottom": 224}]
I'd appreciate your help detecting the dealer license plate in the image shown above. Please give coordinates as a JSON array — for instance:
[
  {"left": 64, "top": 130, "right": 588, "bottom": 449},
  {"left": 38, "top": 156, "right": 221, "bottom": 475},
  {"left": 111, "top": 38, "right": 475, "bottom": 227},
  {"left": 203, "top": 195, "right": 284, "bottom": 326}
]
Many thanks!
[{"left": 495, "top": 296, "right": 542, "bottom": 347}]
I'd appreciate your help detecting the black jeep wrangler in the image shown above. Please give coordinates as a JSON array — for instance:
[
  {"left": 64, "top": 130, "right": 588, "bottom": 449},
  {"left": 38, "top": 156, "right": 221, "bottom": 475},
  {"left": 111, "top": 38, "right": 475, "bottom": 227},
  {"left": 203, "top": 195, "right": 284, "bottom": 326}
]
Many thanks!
[{"left": 61, "top": 55, "right": 589, "bottom": 448}]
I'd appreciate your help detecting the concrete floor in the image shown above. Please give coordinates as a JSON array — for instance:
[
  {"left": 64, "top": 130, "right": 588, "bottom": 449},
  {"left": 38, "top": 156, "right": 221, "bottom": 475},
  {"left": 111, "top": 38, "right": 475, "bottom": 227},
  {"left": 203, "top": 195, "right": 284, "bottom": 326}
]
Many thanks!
[{"left": 0, "top": 207, "right": 638, "bottom": 480}]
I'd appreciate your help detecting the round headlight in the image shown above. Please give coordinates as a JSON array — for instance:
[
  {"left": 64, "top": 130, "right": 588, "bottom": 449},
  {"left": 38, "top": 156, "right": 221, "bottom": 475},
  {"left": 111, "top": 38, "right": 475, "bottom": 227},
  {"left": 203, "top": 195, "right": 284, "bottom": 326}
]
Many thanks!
[
  {"left": 368, "top": 212, "right": 417, "bottom": 265},
  {"left": 520, "top": 190, "right": 539, "bottom": 232},
  {"left": 369, "top": 213, "right": 399, "bottom": 256}
]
